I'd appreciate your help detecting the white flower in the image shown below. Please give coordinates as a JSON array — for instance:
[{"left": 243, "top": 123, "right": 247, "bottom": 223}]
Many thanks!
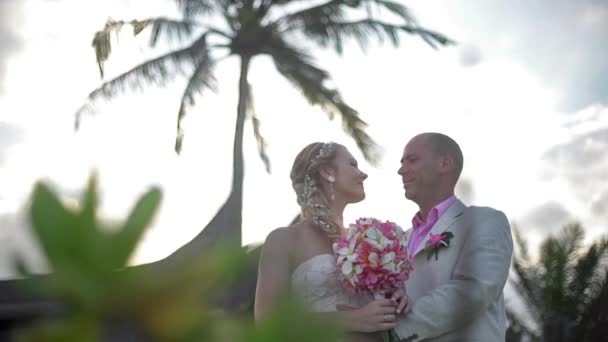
[
  {"left": 337, "top": 234, "right": 362, "bottom": 287},
  {"left": 382, "top": 252, "right": 397, "bottom": 272},
  {"left": 365, "top": 228, "right": 391, "bottom": 249},
  {"left": 337, "top": 247, "right": 363, "bottom": 286},
  {"left": 336, "top": 233, "right": 359, "bottom": 264},
  {"left": 368, "top": 252, "right": 379, "bottom": 266},
  {"left": 341, "top": 258, "right": 362, "bottom": 286},
  {"left": 359, "top": 217, "right": 375, "bottom": 226},
  {"left": 382, "top": 251, "right": 396, "bottom": 265}
]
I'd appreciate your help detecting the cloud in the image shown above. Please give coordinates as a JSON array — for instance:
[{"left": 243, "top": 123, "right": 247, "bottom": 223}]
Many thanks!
[
  {"left": 544, "top": 128, "right": 608, "bottom": 169},
  {"left": 0, "top": 122, "right": 23, "bottom": 165},
  {"left": 520, "top": 201, "right": 574, "bottom": 232},
  {"left": 542, "top": 121, "right": 608, "bottom": 201},
  {"left": 0, "top": 122, "right": 22, "bottom": 146},
  {"left": 591, "top": 191, "right": 608, "bottom": 225},
  {"left": 446, "top": 0, "right": 608, "bottom": 112},
  {"left": 0, "top": 0, "right": 24, "bottom": 93},
  {"left": 456, "top": 178, "right": 475, "bottom": 204},
  {"left": 540, "top": 104, "right": 608, "bottom": 232},
  {"left": 592, "top": 191, "right": 608, "bottom": 214},
  {"left": 457, "top": 44, "right": 482, "bottom": 68}
]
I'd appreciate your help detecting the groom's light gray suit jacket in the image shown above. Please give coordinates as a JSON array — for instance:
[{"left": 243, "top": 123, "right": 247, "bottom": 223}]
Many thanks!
[{"left": 395, "top": 199, "right": 513, "bottom": 342}]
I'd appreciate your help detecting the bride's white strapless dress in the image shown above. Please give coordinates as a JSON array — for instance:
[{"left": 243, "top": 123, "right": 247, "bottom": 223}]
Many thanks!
[{"left": 290, "top": 254, "right": 369, "bottom": 312}]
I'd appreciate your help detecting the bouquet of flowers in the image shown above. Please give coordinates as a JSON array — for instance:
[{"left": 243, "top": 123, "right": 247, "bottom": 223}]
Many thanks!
[
  {"left": 333, "top": 217, "right": 413, "bottom": 342},
  {"left": 333, "top": 217, "right": 413, "bottom": 297}
]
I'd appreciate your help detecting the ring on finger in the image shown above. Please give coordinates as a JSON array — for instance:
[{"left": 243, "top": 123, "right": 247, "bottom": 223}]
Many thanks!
[{"left": 384, "top": 314, "right": 390, "bottom": 322}]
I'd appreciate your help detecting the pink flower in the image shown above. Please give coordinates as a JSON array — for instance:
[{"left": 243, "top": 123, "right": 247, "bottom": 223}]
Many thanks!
[
  {"left": 427, "top": 233, "right": 445, "bottom": 247},
  {"left": 424, "top": 231, "right": 455, "bottom": 261}
]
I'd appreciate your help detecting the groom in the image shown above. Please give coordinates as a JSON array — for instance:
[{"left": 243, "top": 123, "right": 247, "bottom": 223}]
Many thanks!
[{"left": 394, "top": 133, "right": 513, "bottom": 341}]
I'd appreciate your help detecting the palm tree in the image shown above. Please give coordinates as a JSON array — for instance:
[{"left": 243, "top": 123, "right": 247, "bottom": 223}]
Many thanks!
[
  {"left": 76, "top": 0, "right": 452, "bottom": 251},
  {"left": 508, "top": 223, "right": 608, "bottom": 342}
]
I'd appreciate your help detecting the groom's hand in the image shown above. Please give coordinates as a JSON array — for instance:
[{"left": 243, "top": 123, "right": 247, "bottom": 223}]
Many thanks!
[{"left": 388, "top": 288, "right": 412, "bottom": 315}]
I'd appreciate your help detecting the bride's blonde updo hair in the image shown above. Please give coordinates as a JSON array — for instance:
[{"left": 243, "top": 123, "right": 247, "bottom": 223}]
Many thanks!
[{"left": 290, "top": 142, "right": 340, "bottom": 239}]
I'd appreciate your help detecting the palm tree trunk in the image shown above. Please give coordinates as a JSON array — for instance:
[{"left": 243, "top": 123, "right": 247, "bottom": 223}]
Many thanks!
[
  {"left": 230, "top": 54, "right": 251, "bottom": 244},
  {"left": 165, "top": 56, "right": 251, "bottom": 263}
]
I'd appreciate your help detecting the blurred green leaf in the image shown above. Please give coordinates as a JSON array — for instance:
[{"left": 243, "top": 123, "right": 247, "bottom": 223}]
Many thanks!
[
  {"left": 110, "top": 187, "right": 161, "bottom": 268},
  {"left": 16, "top": 173, "right": 340, "bottom": 341},
  {"left": 29, "top": 181, "right": 79, "bottom": 269}
]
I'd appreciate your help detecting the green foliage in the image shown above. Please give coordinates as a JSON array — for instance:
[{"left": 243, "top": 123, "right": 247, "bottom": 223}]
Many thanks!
[
  {"left": 509, "top": 223, "right": 608, "bottom": 341},
  {"left": 14, "top": 175, "right": 339, "bottom": 341}
]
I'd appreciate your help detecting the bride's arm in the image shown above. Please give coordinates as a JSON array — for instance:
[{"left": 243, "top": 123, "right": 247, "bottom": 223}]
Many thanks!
[{"left": 254, "top": 227, "right": 292, "bottom": 321}]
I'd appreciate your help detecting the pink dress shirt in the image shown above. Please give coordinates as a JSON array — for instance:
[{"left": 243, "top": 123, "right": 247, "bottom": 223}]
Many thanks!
[{"left": 407, "top": 196, "right": 457, "bottom": 255}]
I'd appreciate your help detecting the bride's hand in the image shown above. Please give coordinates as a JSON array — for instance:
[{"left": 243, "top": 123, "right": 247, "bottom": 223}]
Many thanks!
[{"left": 337, "top": 300, "right": 397, "bottom": 332}]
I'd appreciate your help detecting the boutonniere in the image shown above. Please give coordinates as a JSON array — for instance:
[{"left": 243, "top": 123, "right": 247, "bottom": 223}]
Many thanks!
[{"left": 425, "top": 232, "right": 454, "bottom": 261}]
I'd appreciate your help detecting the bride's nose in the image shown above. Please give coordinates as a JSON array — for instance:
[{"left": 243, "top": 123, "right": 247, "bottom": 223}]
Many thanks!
[{"left": 361, "top": 171, "right": 368, "bottom": 180}]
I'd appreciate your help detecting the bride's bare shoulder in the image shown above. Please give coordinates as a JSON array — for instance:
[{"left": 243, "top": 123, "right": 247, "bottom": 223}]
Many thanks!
[
  {"left": 264, "top": 221, "right": 312, "bottom": 249},
  {"left": 289, "top": 220, "right": 318, "bottom": 233}
]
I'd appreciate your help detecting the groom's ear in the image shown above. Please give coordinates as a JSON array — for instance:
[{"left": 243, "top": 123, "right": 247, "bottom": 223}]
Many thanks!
[{"left": 438, "top": 155, "right": 455, "bottom": 174}]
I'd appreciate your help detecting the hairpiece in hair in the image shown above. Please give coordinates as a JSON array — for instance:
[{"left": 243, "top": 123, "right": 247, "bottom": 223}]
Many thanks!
[
  {"left": 297, "top": 142, "right": 340, "bottom": 238},
  {"left": 307, "top": 142, "right": 335, "bottom": 170},
  {"left": 300, "top": 142, "right": 336, "bottom": 205}
]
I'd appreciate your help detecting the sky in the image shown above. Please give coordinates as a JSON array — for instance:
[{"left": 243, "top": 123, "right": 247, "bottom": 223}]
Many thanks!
[{"left": 0, "top": 0, "right": 607, "bottom": 279}]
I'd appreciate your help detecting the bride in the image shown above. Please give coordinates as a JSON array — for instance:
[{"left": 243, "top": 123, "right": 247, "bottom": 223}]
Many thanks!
[{"left": 254, "top": 142, "right": 405, "bottom": 341}]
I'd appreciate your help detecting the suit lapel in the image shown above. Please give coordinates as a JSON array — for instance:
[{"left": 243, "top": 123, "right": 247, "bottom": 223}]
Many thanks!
[{"left": 413, "top": 199, "right": 466, "bottom": 257}]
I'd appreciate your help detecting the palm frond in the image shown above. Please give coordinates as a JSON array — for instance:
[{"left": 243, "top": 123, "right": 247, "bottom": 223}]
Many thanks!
[
  {"left": 510, "top": 226, "right": 542, "bottom": 320},
  {"left": 567, "top": 240, "right": 607, "bottom": 319},
  {"left": 280, "top": 0, "right": 344, "bottom": 22},
  {"left": 77, "top": 34, "right": 209, "bottom": 129},
  {"left": 315, "top": 19, "right": 399, "bottom": 53},
  {"left": 92, "top": 18, "right": 198, "bottom": 78},
  {"left": 368, "top": 0, "right": 454, "bottom": 48},
  {"left": 576, "top": 266, "right": 608, "bottom": 339},
  {"left": 253, "top": 0, "right": 275, "bottom": 20},
  {"left": 399, "top": 24, "right": 454, "bottom": 48},
  {"left": 509, "top": 225, "right": 608, "bottom": 341},
  {"left": 559, "top": 223, "right": 585, "bottom": 257},
  {"left": 513, "top": 225, "right": 531, "bottom": 262},
  {"left": 175, "top": 43, "right": 216, "bottom": 153},
  {"left": 509, "top": 264, "right": 541, "bottom": 322},
  {"left": 539, "top": 237, "right": 568, "bottom": 313},
  {"left": 507, "top": 308, "right": 540, "bottom": 341},
  {"left": 367, "top": 0, "right": 413, "bottom": 21},
  {"left": 246, "top": 83, "right": 271, "bottom": 173},
  {"left": 267, "top": 38, "right": 381, "bottom": 164},
  {"left": 175, "top": 0, "right": 217, "bottom": 17},
  {"left": 366, "top": 0, "right": 454, "bottom": 47},
  {"left": 92, "top": 19, "right": 126, "bottom": 78},
  {"left": 280, "top": 0, "right": 453, "bottom": 53},
  {"left": 146, "top": 17, "right": 199, "bottom": 47}
]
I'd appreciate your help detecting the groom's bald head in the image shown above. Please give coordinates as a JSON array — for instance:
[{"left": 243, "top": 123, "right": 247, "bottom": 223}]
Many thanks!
[{"left": 414, "top": 132, "right": 463, "bottom": 182}]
